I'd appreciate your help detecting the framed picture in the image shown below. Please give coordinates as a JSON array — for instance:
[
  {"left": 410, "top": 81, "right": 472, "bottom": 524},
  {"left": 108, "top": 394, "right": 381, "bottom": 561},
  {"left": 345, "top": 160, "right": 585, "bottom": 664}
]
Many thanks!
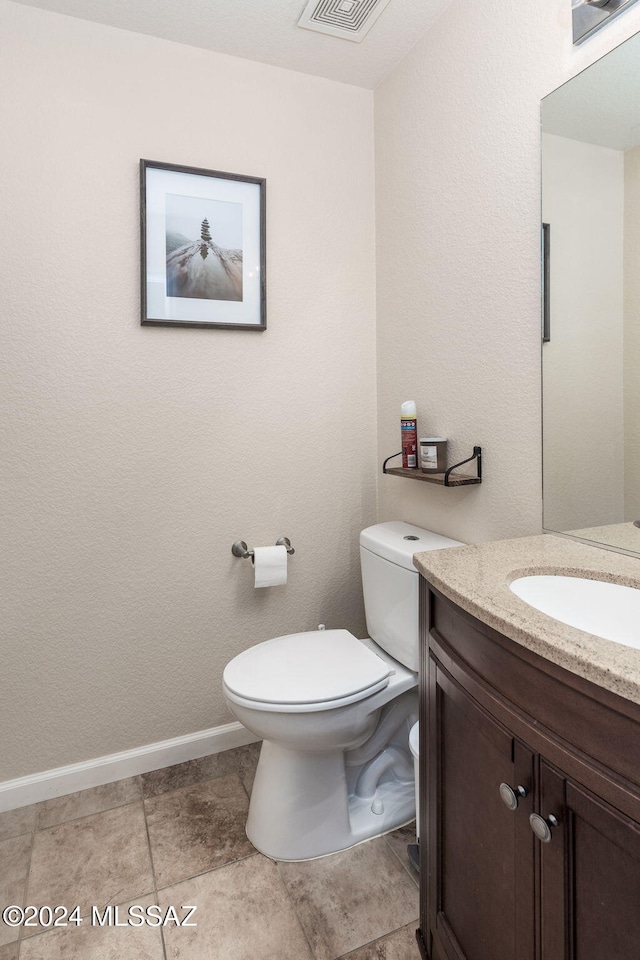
[{"left": 140, "top": 159, "right": 266, "bottom": 329}]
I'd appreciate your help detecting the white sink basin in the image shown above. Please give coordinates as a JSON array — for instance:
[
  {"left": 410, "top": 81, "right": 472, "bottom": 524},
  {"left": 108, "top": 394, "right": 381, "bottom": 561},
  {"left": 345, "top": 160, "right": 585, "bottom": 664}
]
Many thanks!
[{"left": 509, "top": 575, "right": 640, "bottom": 649}]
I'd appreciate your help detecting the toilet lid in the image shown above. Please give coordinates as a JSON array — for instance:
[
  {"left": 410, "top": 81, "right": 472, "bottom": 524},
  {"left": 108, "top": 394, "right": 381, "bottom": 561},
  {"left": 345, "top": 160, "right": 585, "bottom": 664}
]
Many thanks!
[{"left": 223, "top": 629, "right": 391, "bottom": 706}]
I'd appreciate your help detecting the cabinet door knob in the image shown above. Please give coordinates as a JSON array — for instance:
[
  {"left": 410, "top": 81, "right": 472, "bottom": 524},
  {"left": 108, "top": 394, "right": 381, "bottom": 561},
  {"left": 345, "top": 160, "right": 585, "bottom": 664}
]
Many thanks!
[
  {"left": 529, "top": 813, "right": 558, "bottom": 843},
  {"left": 499, "top": 783, "right": 527, "bottom": 810}
]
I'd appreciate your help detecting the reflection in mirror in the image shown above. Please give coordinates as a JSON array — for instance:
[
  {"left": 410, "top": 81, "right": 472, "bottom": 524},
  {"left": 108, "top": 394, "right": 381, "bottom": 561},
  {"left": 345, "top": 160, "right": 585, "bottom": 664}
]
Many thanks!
[{"left": 542, "top": 30, "right": 640, "bottom": 553}]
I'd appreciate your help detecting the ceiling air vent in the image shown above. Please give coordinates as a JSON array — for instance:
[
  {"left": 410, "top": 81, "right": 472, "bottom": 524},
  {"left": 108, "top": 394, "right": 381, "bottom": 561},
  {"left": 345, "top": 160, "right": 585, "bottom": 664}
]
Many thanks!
[{"left": 298, "top": 0, "right": 392, "bottom": 43}]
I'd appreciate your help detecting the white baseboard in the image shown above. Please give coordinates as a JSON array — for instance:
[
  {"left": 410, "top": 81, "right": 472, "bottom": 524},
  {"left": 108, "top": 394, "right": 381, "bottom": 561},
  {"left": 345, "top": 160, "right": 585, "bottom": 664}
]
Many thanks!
[{"left": 0, "top": 722, "right": 260, "bottom": 813}]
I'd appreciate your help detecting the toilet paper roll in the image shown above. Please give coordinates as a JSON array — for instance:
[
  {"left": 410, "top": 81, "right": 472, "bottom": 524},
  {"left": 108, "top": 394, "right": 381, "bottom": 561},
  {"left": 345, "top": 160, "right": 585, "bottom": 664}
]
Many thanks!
[{"left": 253, "top": 544, "right": 288, "bottom": 588}]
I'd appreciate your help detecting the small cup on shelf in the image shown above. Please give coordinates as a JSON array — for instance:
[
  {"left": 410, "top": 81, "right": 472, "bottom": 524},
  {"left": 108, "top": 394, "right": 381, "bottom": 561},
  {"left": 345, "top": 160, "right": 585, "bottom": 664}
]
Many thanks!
[{"left": 419, "top": 437, "right": 448, "bottom": 473}]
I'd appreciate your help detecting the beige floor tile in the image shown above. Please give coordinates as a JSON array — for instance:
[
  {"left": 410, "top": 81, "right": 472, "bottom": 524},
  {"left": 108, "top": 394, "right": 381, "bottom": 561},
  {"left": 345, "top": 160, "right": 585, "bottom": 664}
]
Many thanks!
[
  {"left": 278, "top": 837, "right": 419, "bottom": 960},
  {"left": 141, "top": 742, "right": 261, "bottom": 799},
  {"left": 0, "top": 806, "right": 36, "bottom": 843},
  {"left": 25, "top": 802, "right": 154, "bottom": 937},
  {"left": 160, "top": 853, "right": 314, "bottom": 960},
  {"left": 0, "top": 942, "right": 19, "bottom": 960},
  {"left": 36, "top": 777, "right": 141, "bottom": 829},
  {"left": 145, "top": 774, "right": 254, "bottom": 888},
  {"left": 0, "top": 833, "right": 32, "bottom": 946},
  {"left": 384, "top": 824, "right": 418, "bottom": 886},
  {"left": 19, "top": 892, "right": 163, "bottom": 960},
  {"left": 242, "top": 757, "right": 258, "bottom": 796},
  {"left": 338, "top": 924, "right": 420, "bottom": 959},
  {"left": 18, "top": 918, "right": 164, "bottom": 960}
]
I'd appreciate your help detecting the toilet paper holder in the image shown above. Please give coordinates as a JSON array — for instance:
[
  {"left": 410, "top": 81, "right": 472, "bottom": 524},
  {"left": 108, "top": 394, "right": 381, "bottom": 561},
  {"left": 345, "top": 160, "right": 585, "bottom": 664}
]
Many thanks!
[{"left": 231, "top": 537, "right": 295, "bottom": 560}]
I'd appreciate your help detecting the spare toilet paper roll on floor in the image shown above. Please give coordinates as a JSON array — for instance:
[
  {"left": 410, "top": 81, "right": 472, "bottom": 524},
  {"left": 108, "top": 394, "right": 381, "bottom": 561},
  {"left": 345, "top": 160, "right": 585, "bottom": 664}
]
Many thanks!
[{"left": 253, "top": 544, "right": 288, "bottom": 587}]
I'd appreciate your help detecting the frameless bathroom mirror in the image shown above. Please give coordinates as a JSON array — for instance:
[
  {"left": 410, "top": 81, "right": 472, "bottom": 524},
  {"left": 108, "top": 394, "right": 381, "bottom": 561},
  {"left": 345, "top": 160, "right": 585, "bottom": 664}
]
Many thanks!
[{"left": 542, "top": 29, "right": 640, "bottom": 554}]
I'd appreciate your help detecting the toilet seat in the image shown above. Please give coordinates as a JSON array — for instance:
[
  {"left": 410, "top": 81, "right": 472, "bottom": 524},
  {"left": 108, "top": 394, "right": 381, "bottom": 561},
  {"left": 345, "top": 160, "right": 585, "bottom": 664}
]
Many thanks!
[{"left": 223, "top": 629, "right": 391, "bottom": 713}]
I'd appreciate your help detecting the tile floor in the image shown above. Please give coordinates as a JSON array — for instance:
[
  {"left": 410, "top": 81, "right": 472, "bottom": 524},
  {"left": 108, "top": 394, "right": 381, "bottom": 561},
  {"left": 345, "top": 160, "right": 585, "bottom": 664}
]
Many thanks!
[{"left": 0, "top": 742, "right": 420, "bottom": 959}]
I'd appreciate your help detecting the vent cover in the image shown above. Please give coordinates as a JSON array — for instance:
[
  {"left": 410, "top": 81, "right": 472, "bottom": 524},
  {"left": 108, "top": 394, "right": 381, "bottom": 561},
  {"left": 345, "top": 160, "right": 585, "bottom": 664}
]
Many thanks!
[{"left": 298, "top": 0, "right": 392, "bottom": 43}]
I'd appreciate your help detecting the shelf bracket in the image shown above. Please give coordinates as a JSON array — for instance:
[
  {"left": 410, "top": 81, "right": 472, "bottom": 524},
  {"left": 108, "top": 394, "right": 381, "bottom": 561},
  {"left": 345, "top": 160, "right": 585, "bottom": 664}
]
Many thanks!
[
  {"left": 382, "top": 451, "right": 403, "bottom": 474},
  {"left": 444, "top": 446, "right": 482, "bottom": 487}
]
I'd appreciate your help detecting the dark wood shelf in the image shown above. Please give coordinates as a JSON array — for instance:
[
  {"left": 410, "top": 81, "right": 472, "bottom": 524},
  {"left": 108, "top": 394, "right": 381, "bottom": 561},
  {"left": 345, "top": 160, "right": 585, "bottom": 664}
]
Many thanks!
[
  {"left": 384, "top": 467, "right": 481, "bottom": 487},
  {"left": 383, "top": 445, "right": 482, "bottom": 487}
]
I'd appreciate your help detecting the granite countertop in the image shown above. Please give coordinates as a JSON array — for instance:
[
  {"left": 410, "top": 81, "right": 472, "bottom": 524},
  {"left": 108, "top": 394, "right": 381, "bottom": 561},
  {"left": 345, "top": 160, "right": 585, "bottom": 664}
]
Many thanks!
[{"left": 414, "top": 533, "right": 640, "bottom": 705}]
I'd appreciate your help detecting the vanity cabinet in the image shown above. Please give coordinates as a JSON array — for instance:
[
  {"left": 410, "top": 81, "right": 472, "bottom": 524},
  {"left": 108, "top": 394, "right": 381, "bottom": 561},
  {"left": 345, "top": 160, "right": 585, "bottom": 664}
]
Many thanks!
[{"left": 417, "top": 579, "right": 640, "bottom": 960}]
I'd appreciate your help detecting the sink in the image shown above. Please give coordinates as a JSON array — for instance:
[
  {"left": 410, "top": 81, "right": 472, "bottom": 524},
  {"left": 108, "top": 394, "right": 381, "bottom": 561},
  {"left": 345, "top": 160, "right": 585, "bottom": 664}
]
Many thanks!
[{"left": 509, "top": 575, "right": 640, "bottom": 649}]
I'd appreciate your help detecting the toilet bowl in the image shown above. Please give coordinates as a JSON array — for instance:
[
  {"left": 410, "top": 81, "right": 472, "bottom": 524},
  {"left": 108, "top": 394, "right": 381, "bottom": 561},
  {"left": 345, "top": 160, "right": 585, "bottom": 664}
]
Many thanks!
[
  {"left": 222, "top": 521, "right": 463, "bottom": 861},
  {"left": 224, "top": 632, "right": 418, "bottom": 860}
]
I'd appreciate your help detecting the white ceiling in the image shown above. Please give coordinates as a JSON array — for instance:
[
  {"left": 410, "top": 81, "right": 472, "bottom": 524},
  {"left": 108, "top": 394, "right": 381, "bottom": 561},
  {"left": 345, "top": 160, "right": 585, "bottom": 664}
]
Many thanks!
[{"left": 10, "top": 0, "right": 453, "bottom": 89}]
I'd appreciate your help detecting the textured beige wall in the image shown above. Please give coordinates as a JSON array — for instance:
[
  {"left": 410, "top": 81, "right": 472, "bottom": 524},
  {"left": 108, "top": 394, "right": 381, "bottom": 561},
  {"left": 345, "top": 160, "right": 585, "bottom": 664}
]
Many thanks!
[
  {"left": 624, "top": 145, "right": 640, "bottom": 520},
  {"left": 0, "top": 1, "right": 376, "bottom": 780},
  {"left": 374, "top": 0, "right": 640, "bottom": 544},
  {"left": 542, "top": 134, "right": 624, "bottom": 532}
]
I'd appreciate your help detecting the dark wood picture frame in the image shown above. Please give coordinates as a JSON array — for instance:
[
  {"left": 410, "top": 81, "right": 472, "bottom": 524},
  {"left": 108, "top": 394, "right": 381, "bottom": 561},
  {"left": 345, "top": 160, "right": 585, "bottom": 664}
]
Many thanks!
[{"left": 140, "top": 159, "right": 266, "bottom": 330}]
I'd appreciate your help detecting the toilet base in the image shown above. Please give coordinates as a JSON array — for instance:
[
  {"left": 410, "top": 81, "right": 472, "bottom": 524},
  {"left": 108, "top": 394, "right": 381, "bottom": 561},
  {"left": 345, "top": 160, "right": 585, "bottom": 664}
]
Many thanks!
[
  {"left": 348, "top": 778, "right": 416, "bottom": 845},
  {"left": 246, "top": 739, "right": 416, "bottom": 861}
]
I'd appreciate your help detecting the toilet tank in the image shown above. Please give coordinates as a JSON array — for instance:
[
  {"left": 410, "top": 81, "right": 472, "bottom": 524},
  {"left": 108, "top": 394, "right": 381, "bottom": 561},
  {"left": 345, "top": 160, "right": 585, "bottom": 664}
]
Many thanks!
[{"left": 359, "top": 521, "right": 463, "bottom": 672}]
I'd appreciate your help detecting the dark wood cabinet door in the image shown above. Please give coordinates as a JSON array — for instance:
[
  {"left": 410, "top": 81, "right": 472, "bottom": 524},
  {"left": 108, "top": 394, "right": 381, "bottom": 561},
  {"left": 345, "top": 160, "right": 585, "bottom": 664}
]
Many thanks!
[
  {"left": 427, "top": 659, "right": 536, "bottom": 960},
  {"left": 539, "top": 761, "right": 640, "bottom": 960}
]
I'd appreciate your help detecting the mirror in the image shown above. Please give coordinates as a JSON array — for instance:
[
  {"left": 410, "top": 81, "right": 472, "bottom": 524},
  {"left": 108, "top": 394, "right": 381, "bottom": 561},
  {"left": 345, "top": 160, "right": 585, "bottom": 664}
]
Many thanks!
[{"left": 542, "top": 31, "right": 640, "bottom": 553}]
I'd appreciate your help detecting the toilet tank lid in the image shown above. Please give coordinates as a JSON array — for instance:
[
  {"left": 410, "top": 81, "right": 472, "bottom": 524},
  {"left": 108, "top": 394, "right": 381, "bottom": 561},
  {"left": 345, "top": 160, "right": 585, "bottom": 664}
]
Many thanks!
[
  {"left": 360, "top": 521, "right": 463, "bottom": 571},
  {"left": 223, "top": 629, "right": 391, "bottom": 705}
]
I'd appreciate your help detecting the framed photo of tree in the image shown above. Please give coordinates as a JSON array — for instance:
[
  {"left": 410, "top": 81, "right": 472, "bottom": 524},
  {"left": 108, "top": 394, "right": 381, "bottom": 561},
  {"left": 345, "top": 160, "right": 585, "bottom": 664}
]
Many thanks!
[{"left": 140, "top": 160, "right": 266, "bottom": 329}]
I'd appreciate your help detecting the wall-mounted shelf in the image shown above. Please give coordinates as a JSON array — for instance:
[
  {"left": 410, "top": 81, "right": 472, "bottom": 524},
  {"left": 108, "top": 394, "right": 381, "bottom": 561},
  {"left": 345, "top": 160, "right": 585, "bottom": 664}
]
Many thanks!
[{"left": 382, "top": 446, "right": 482, "bottom": 488}]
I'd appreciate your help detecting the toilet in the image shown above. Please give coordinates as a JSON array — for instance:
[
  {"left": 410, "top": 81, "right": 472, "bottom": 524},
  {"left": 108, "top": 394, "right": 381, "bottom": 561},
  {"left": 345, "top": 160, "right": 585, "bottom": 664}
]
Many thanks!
[{"left": 222, "top": 520, "right": 463, "bottom": 861}]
